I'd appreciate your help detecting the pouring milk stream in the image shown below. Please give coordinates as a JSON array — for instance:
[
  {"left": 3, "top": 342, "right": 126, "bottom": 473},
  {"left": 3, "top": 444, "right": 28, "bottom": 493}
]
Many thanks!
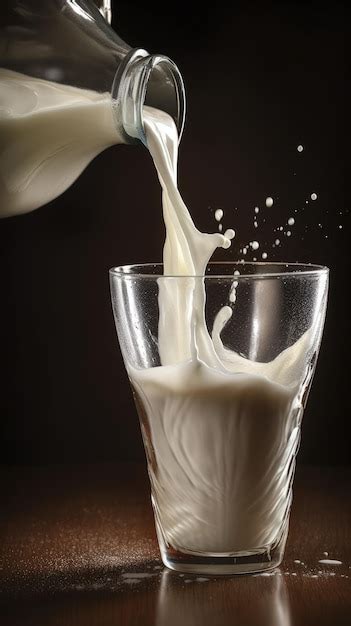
[{"left": 126, "top": 107, "right": 316, "bottom": 554}]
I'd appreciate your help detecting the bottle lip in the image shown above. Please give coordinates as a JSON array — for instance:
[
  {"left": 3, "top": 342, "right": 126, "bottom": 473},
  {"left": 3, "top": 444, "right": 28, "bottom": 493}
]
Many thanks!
[{"left": 112, "top": 48, "right": 186, "bottom": 145}]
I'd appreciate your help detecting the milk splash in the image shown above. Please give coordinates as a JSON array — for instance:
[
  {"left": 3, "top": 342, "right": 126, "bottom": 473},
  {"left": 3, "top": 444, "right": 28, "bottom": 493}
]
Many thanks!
[{"left": 128, "top": 107, "right": 324, "bottom": 555}]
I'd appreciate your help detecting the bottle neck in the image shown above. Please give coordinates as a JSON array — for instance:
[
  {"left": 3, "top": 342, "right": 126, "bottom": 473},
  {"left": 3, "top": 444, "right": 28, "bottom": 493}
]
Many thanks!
[{"left": 112, "top": 48, "right": 186, "bottom": 146}]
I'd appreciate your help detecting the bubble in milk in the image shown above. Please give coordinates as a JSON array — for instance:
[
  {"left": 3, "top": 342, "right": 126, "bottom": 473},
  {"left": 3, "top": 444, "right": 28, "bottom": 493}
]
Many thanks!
[
  {"left": 288, "top": 217, "right": 295, "bottom": 226},
  {"left": 215, "top": 209, "right": 223, "bottom": 222},
  {"left": 297, "top": 145, "right": 304, "bottom": 152},
  {"left": 265, "top": 197, "right": 274, "bottom": 208},
  {"left": 311, "top": 193, "right": 317, "bottom": 201}
]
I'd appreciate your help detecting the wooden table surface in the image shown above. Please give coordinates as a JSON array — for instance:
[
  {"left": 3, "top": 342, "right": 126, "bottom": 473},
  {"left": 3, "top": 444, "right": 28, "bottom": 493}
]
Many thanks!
[{"left": 0, "top": 463, "right": 350, "bottom": 626}]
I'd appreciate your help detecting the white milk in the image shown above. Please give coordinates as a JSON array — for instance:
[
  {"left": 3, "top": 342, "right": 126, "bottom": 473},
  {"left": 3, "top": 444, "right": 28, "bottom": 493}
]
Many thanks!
[
  {"left": 1, "top": 69, "right": 316, "bottom": 554},
  {"left": 0, "top": 70, "right": 120, "bottom": 217},
  {"left": 128, "top": 107, "right": 317, "bottom": 555}
]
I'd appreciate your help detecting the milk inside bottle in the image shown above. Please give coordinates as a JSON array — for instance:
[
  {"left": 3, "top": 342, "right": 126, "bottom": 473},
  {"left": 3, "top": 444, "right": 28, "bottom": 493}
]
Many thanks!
[{"left": 0, "top": 0, "right": 185, "bottom": 217}]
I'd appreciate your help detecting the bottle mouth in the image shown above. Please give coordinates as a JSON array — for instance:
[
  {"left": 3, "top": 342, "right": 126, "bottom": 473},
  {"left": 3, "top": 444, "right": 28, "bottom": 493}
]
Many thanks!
[{"left": 112, "top": 48, "right": 186, "bottom": 146}]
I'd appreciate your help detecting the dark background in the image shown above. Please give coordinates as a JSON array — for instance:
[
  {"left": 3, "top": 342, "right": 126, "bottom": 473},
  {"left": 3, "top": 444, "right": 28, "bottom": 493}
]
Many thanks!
[{"left": 0, "top": 1, "right": 349, "bottom": 466}]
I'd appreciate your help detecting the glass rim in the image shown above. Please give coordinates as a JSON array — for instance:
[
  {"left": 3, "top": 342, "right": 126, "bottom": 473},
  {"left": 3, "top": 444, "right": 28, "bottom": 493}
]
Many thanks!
[{"left": 109, "top": 261, "right": 329, "bottom": 280}]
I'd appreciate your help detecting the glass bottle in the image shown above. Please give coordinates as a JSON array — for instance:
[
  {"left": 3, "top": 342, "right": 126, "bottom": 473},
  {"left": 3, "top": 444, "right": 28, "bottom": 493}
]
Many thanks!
[{"left": 0, "top": 0, "right": 185, "bottom": 216}]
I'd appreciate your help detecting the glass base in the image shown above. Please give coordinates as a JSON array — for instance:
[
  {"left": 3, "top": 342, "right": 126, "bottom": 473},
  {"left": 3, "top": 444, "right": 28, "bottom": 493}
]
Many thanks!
[{"left": 158, "top": 524, "right": 289, "bottom": 576}]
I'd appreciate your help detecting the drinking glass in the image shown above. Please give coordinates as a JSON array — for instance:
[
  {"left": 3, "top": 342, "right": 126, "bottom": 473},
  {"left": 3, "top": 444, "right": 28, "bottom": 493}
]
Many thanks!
[{"left": 110, "top": 262, "right": 328, "bottom": 575}]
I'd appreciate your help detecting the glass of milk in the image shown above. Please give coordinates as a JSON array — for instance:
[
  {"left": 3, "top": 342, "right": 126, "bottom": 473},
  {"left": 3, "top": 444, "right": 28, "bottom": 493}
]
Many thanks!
[{"left": 110, "top": 261, "right": 328, "bottom": 575}]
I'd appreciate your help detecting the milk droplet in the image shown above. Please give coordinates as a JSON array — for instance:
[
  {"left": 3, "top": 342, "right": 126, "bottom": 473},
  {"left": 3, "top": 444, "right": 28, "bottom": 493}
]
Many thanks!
[
  {"left": 243, "top": 247, "right": 247, "bottom": 255},
  {"left": 275, "top": 239, "right": 280, "bottom": 245},
  {"left": 215, "top": 209, "right": 223, "bottom": 222},
  {"left": 253, "top": 257, "right": 257, "bottom": 261},
  {"left": 224, "top": 228, "right": 235, "bottom": 240},
  {"left": 288, "top": 217, "right": 295, "bottom": 226},
  {"left": 229, "top": 280, "right": 239, "bottom": 302},
  {"left": 323, "top": 552, "right": 329, "bottom": 557},
  {"left": 254, "top": 207, "right": 259, "bottom": 214},
  {"left": 297, "top": 145, "right": 304, "bottom": 152},
  {"left": 262, "top": 252, "right": 267, "bottom": 259},
  {"left": 286, "top": 231, "right": 291, "bottom": 237},
  {"left": 254, "top": 221, "right": 258, "bottom": 228},
  {"left": 311, "top": 193, "right": 317, "bottom": 200},
  {"left": 265, "top": 197, "right": 274, "bottom": 208},
  {"left": 318, "top": 559, "right": 342, "bottom": 566},
  {"left": 218, "top": 223, "right": 223, "bottom": 232},
  {"left": 339, "top": 225, "right": 343, "bottom": 229},
  {"left": 234, "top": 270, "right": 240, "bottom": 277},
  {"left": 251, "top": 241, "right": 259, "bottom": 250}
]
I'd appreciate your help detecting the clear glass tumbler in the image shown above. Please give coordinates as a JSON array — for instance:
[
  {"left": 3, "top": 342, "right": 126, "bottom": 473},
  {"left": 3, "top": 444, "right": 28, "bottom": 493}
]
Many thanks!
[{"left": 110, "top": 262, "right": 329, "bottom": 575}]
